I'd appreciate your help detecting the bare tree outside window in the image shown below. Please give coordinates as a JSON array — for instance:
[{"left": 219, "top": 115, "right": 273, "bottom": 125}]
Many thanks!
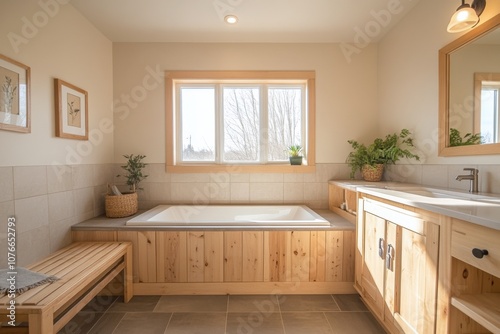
[
  {"left": 223, "top": 87, "right": 260, "bottom": 161},
  {"left": 268, "top": 88, "right": 302, "bottom": 161}
]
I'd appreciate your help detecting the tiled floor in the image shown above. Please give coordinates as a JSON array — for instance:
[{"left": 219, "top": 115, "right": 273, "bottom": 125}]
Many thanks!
[{"left": 56, "top": 294, "right": 386, "bottom": 334}]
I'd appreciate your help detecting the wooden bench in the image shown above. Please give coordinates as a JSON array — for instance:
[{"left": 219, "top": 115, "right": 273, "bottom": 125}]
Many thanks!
[{"left": 0, "top": 242, "right": 133, "bottom": 334}]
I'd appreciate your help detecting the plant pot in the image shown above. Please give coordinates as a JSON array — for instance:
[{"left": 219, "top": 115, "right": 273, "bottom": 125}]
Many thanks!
[
  {"left": 362, "top": 164, "right": 384, "bottom": 182},
  {"left": 289, "top": 156, "right": 303, "bottom": 165},
  {"left": 105, "top": 192, "right": 138, "bottom": 218}
]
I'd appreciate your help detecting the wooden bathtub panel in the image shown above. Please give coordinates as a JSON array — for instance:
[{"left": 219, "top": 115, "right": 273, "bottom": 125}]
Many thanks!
[
  {"left": 291, "top": 231, "right": 311, "bottom": 282},
  {"left": 224, "top": 231, "right": 243, "bottom": 282},
  {"left": 117, "top": 231, "right": 156, "bottom": 283},
  {"left": 157, "top": 231, "right": 187, "bottom": 283},
  {"left": 243, "top": 231, "right": 264, "bottom": 282},
  {"left": 342, "top": 231, "right": 355, "bottom": 282},
  {"left": 187, "top": 231, "right": 205, "bottom": 282},
  {"left": 204, "top": 232, "right": 224, "bottom": 282},
  {"left": 309, "top": 231, "right": 326, "bottom": 282},
  {"left": 326, "top": 231, "right": 344, "bottom": 282},
  {"left": 267, "top": 231, "right": 292, "bottom": 282}
]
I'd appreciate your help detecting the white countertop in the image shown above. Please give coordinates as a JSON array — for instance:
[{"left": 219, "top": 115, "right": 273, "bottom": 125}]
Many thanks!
[{"left": 332, "top": 180, "right": 500, "bottom": 230}]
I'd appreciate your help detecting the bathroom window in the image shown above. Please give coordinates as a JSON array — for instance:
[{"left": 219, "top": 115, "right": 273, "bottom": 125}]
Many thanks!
[{"left": 166, "top": 71, "right": 316, "bottom": 173}]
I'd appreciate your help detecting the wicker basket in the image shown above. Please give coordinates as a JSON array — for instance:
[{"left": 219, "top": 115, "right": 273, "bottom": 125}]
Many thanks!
[
  {"left": 362, "top": 164, "right": 384, "bottom": 182},
  {"left": 105, "top": 192, "right": 138, "bottom": 218}
]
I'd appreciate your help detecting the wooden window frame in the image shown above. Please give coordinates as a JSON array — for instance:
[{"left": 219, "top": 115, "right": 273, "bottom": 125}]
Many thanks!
[{"left": 165, "top": 71, "right": 316, "bottom": 173}]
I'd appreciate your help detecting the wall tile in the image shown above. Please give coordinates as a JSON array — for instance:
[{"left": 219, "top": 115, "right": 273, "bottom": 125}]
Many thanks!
[
  {"left": 94, "top": 184, "right": 107, "bottom": 216},
  {"left": 421, "top": 165, "right": 448, "bottom": 188},
  {"left": 170, "top": 183, "right": 208, "bottom": 204},
  {"left": 146, "top": 163, "right": 170, "bottom": 182},
  {"left": 14, "top": 166, "right": 47, "bottom": 199},
  {"left": 0, "top": 167, "right": 14, "bottom": 202},
  {"left": 145, "top": 183, "right": 171, "bottom": 202},
  {"left": 385, "top": 164, "right": 422, "bottom": 184},
  {"left": 17, "top": 226, "right": 50, "bottom": 267},
  {"left": 249, "top": 173, "right": 283, "bottom": 183},
  {"left": 48, "top": 191, "right": 75, "bottom": 222},
  {"left": 15, "top": 195, "right": 49, "bottom": 234},
  {"left": 304, "top": 183, "right": 327, "bottom": 201},
  {"left": 74, "top": 187, "right": 95, "bottom": 217},
  {"left": 284, "top": 173, "right": 304, "bottom": 183},
  {"left": 209, "top": 182, "right": 231, "bottom": 203},
  {"left": 93, "top": 164, "right": 114, "bottom": 187},
  {"left": 49, "top": 217, "right": 75, "bottom": 253},
  {"left": 47, "top": 164, "right": 73, "bottom": 194},
  {"left": 230, "top": 183, "right": 249, "bottom": 203},
  {"left": 284, "top": 183, "right": 304, "bottom": 202},
  {"left": 249, "top": 183, "right": 283, "bottom": 202},
  {"left": 230, "top": 173, "right": 250, "bottom": 183},
  {"left": 480, "top": 165, "right": 500, "bottom": 194},
  {"left": 171, "top": 173, "right": 210, "bottom": 183},
  {"left": 0, "top": 201, "right": 15, "bottom": 238},
  {"left": 72, "top": 165, "right": 94, "bottom": 189}
]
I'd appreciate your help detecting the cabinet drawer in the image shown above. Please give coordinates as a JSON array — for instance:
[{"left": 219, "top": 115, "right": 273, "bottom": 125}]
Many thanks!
[{"left": 451, "top": 220, "right": 500, "bottom": 278}]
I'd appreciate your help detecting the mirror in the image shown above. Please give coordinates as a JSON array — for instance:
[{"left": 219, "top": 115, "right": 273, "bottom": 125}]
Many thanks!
[{"left": 439, "top": 13, "right": 500, "bottom": 156}]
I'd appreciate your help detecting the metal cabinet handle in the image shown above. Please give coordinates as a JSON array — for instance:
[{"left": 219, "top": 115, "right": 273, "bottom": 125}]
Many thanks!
[
  {"left": 472, "top": 248, "right": 489, "bottom": 259},
  {"left": 386, "top": 244, "right": 394, "bottom": 270},
  {"left": 378, "top": 238, "right": 385, "bottom": 259}
]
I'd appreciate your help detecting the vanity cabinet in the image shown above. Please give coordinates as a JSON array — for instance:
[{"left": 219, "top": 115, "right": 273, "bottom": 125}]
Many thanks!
[
  {"left": 449, "top": 219, "right": 500, "bottom": 334},
  {"left": 357, "top": 195, "right": 440, "bottom": 334}
]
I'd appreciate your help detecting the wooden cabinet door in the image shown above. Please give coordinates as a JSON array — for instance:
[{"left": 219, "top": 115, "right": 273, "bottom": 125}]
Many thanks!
[
  {"left": 360, "top": 211, "right": 386, "bottom": 319},
  {"left": 392, "top": 221, "right": 440, "bottom": 334}
]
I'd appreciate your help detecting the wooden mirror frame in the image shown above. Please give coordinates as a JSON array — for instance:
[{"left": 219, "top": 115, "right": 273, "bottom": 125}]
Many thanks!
[{"left": 438, "top": 13, "right": 500, "bottom": 156}]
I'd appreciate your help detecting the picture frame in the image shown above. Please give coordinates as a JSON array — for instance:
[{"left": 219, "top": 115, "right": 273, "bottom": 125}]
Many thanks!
[
  {"left": 54, "top": 78, "right": 88, "bottom": 140},
  {"left": 0, "top": 54, "right": 31, "bottom": 133}
]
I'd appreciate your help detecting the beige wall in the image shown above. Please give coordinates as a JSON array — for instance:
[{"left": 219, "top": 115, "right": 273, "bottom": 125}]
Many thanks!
[
  {"left": 0, "top": 1, "right": 114, "bottom": 167},
  {"left": 378, "top": 0, "right": 500, "bottom": 165},
  {"left": 113, "top": 42, "right": 379, "bottom": 164},
  {"left": 0, "top": 1, "right": 114, "bottom": 266}
]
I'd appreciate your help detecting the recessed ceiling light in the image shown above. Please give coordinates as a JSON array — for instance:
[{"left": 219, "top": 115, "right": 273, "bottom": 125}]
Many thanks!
[{"left": 224, "top": 15, "right": 238, "bottom": 24}]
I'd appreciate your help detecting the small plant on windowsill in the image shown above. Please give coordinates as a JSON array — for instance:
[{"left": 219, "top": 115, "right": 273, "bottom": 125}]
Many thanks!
[
  {"left": 287, "top": 145, "right": 303, "bottom": 165},
  {"left": 106, "top": 154, "right": 148, "bottom": 218},
  {"left": 346, "top": 129, "right": 420, "bottom": 181}
]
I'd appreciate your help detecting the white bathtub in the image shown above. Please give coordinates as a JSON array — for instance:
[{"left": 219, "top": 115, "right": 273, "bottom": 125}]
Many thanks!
[{"left": 126, "top": 205, "right": 331, "bottom": 228}]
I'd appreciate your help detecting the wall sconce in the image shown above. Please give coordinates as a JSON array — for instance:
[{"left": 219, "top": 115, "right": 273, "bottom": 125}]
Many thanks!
[{"left": 447, "top": 0, "right": 486, "bottom": 33}]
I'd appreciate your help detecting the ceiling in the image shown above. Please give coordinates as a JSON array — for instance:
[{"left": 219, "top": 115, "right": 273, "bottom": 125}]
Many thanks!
[{"left": 71, "top": 0, "right": 422, "bottom": 43}]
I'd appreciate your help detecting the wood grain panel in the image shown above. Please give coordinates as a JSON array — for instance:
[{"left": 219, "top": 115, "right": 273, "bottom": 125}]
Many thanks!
[
  {"left": 117, "top": 231, "right": 156, "bottom": 283},
  {"left": 156, "top": 231, "right": 187, "bottom": 283},
  {"left": 224, "top": 231, "right": 242, "bottom": 282},
  {"left": 204, "top": 232, "right": 223, "bottom": 282},
  {"left": 309, "top": 231, "right": 326, "bottom": 282},
  {"left": 267, "top": 231, "right": 291, "bottom": 282},
  {"left": 291, "top": 231, "right": 310, "bottom": 282},
  {"left": 187, "top": 231, "right": 205, "bottom": 282},
  {"left": 71, "top": 231, "right": 116, "bottom": 242},
  {"left": 243, "top": 231, "right": 264, "bottom": 282},
  {"left": 326, "top": 231, "right": 344, "bottom": 282}
]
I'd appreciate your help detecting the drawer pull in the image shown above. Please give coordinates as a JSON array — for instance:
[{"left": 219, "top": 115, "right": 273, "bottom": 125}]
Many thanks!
[{"left": 472, "top": 248, "right": 489, "bottom": 259}]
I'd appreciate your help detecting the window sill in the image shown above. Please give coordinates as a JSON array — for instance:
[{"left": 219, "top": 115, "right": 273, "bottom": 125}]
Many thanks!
[{"left": 166, "top": 164, "right": 316, "bottom": 174}]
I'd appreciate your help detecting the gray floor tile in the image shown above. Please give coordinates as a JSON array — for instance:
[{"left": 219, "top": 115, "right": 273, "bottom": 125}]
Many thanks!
[
  {"left": 81, "top": 295, "right": 119, "bottom": 313},
  {"left": 278, "top": 294, "right": 340, "bottom": 312},
  {"left": 281, "top": 312, "right": 334, "bottom": 334},
  {"left": 87, "top": 312, "right": 125, "bottom": 334},
  {"left": 333, "top": 294, "right": 369, "bottom": 312},
  {"left": 107, "top": 295, "right": 161, "bottom": 312},
  {"left": 112, "top": 312, "right": 171, "bottom": 334},
  {"left": 155, "top": 295, "right": 228, "bottom": 312},
  {"left": 228, "top": 295, "right": 279, "bottom": 313},
  {"left": 57, "top": 312, "right": 104, "bottom": 334},
  {"left": 165, "top": 312, "right": 226, "bottom": 334},
  {"left": 226, "top": 312, "right": 285, "bottom": 334},
  {"left": 324, "top": 312, "right": 387, "bottom": 334}
]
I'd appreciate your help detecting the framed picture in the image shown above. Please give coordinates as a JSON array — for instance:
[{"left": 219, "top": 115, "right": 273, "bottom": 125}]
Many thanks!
[
  {"left": 54, "top": 78, "right": 88, "bottom": 140},
  {"left": 0, "top": 54, "right": 31, "bottom": 133}
]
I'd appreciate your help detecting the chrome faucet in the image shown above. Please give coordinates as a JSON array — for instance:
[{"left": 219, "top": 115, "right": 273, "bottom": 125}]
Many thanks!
[{"left": 456, "top": 168, "right": 479, "bottom": 193}]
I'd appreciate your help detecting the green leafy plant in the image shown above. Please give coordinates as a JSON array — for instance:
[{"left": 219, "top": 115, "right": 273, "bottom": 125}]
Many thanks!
[
  {"left": 449, "top": 128, "right": 483, "bottom": 147},
  {"left": 118, "top": 154, "right": 148, "bottom": 192},
  {"left": 287, "top": 145, "right": 303, "bottom": 157},
  {"left": 346, "top": 129, "right": 420, "bottom": 179}
]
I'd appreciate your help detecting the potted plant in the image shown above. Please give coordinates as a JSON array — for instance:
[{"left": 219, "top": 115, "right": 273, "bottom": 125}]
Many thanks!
[
  {"left": 449, "top": 128, "right": 483, "bottom": 146},
  {"left": 346, "top": 129, "right": 420, "bottom": 181},
  {"left": 287, "top": 145, "right": 303, "bottom": 165},
  {"left": 106, "top": 154, "right": 148, "bottom": 218}
]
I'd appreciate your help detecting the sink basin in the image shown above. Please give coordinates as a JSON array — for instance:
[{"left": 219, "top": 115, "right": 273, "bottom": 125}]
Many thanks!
[{"left": 383, "top": 186, "right": 499, "bottom": 202}]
